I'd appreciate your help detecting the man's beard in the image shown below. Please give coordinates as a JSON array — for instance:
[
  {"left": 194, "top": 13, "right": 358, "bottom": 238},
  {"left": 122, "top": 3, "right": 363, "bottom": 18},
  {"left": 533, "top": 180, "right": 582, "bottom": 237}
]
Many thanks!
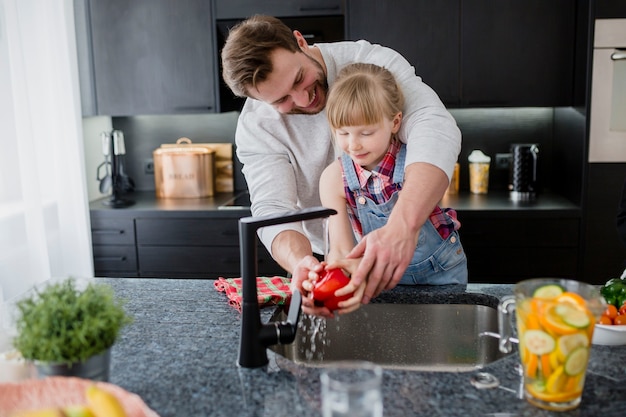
[{"left": 287, "top": 57, "right": 328, "bottom": 115}]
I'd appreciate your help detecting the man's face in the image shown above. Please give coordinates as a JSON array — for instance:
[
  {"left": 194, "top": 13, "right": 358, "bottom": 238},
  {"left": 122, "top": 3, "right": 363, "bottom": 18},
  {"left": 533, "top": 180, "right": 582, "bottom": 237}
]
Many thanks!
[{"left": 251, "top": 48, "right": 328, "bottom": 115}]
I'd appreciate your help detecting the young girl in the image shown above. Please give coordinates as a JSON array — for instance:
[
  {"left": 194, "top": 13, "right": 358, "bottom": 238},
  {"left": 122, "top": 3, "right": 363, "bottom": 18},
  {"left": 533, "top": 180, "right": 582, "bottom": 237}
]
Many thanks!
[{"left": 319, "top": 63, "right": 468, "bottom": 314}]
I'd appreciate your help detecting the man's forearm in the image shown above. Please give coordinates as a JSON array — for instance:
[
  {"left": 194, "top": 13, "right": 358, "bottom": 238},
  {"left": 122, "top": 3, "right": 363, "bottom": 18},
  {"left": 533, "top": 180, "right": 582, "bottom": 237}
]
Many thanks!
[
  {"left": 389, "top": 162, "right": 449, "bottom": 232},
  {"left": 270, "top": 230, "right": 314, "bottom": 273}
]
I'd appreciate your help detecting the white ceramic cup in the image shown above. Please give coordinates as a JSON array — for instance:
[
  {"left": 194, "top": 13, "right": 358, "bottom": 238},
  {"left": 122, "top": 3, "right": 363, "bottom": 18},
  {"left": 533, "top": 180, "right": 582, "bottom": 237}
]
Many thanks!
[{"left": 320, "top": 361, "right": 383, "bottom": 417}]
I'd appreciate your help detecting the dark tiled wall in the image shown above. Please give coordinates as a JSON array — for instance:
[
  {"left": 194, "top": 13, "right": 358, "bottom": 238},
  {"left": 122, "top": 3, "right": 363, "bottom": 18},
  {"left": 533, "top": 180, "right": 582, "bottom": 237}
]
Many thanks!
[{"left": 114, "top": 107, "right": 584, "bottom": 202}]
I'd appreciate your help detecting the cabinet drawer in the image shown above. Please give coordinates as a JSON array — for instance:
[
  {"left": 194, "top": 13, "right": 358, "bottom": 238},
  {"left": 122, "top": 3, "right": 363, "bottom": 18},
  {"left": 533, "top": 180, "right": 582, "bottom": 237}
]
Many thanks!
[
  {"left": 93, "top": 245, "right": 138, "bottom": 273},
  {"left": 136, "top": 218, "right": 239, "bottom": 246},
  {"left": 91, "top": 217, "right": 136, "bottom": 245},
  {"left": 137, "top": 245, "right": 284, "bottom": 278},
  {"left": 459, "top": 218, "right": 579, "bottom": 248},
  {"left": 465, "top": 246, "right": 578, "bottom": 283}
]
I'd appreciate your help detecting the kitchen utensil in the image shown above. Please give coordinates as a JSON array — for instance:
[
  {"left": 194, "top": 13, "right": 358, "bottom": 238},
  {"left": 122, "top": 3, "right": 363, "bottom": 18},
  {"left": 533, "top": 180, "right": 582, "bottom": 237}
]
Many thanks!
[
  {"left": 113, "top": 130, "right": 135, "bottom": 193},
  {"left": 97, "top": 161, "right": 112, "bottom": 194},
  {"left": 101, "top": 130, "right": 134, "bottom": 208},
  {"left": 498, "top": 278, "right": 605, "bottom": 411},
  {"left": 509, "top": 143, "right": 539, "bottom": 201},
  {"left": 97, "top": 132, "right": 112, "bottom": 194}
]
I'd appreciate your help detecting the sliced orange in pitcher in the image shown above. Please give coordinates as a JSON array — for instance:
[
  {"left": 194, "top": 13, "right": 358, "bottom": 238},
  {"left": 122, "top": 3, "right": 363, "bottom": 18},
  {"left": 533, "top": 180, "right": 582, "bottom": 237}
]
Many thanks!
[
  {"left": 556, "top": 292, "right": 586, "bottom": 308},
  {"left": 541, "top": 304, "right": 590, "bottom": 335}
]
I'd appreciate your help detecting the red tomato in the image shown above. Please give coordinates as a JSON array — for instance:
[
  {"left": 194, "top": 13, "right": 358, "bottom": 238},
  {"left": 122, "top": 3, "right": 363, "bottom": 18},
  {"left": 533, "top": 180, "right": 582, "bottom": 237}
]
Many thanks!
[
  {"left": 604, "top": 304, "right": 618, "bottom": 320},
  {"left": 619, "top": 304, "right": 626, "bottom": 316},
  {"left": 613, "top": 315, "right": 626, "bottom": 325},
  {"left": 312, "top": 268, "right": 353, "bottom": 311}
]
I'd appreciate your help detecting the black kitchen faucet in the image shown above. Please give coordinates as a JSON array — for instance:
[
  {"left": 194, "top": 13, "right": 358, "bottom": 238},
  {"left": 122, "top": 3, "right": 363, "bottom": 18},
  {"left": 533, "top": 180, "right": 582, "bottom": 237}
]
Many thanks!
[{"left": 237, "top": 206, "right": 337, "bottom": 368}]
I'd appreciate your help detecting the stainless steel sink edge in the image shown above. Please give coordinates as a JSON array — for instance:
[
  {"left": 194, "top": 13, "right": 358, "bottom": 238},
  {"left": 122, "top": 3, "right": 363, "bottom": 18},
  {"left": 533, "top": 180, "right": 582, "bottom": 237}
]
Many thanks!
[{"left": 268, "top": 298, "right": 513, "bottom": 372}]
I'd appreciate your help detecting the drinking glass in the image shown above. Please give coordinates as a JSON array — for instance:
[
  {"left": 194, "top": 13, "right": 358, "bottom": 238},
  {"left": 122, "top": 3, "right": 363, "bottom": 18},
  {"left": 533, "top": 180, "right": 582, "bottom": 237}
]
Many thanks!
[
  {"left": 499, "top": 278, "right": 605, "bottom": 411},
  {"left": 320, "top": 361, "right": 382, "bottom": 417}
]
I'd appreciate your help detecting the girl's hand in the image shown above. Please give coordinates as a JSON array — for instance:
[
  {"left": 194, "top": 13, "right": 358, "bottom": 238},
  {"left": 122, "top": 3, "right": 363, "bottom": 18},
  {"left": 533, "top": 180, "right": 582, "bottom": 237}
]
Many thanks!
[
  {"left": 324, "top": 257, "right": 366, "bottom": 315},
  {"left": 334, "top": 280, "right": 366, "bottom": 315},
  {"left": 292, "top": 258, "right": 334, "bottom": 318}
]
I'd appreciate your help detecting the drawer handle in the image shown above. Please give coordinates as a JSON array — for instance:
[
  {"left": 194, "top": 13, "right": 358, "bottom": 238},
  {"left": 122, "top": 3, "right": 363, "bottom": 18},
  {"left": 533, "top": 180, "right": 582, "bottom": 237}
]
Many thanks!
[
  {"left": 95, "top": 256, "right": 127, "bottom": 261},
  {"left": 93, "top": 229, "right": 125, "bottom": 235}
]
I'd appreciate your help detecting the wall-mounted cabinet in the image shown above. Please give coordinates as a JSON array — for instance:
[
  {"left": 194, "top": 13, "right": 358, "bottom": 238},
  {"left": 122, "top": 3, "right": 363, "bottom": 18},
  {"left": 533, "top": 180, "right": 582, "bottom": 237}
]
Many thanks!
[
  {"left": 346, "top": 0, "right": 578, "bottom": 107},
  {"left": 214, "top": 0, "right": 344, "bottom": 19},
  {"left": 75, "top": 0, "right": 216, "bottom": 116}
]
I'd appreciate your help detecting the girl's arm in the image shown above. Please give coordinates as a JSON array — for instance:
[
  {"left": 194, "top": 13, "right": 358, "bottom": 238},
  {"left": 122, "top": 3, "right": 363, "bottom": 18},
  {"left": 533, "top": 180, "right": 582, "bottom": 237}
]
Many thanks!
[
  {"left": 319, "top": 161, "right": 355, "bottom": 263},
  {"left": 319, "top": 161, "right": 366, "bottom": 314}
]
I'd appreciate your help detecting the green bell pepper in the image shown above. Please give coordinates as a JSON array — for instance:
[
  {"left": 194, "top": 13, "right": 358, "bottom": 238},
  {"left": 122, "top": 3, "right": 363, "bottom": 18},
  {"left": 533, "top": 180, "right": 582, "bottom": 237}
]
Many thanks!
[{"left": 600, "top": 278, "right": 626, "bottom": 308}]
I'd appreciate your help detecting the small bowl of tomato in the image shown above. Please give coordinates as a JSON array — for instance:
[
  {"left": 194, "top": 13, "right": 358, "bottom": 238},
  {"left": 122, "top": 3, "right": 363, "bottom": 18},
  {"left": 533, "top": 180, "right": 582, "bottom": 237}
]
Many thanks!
[
  {"left": 592, "top": 324, "right": 626, "bottom": 346},
  {"left": 593, "top": 302, "right": 626, "bottom": 345}
]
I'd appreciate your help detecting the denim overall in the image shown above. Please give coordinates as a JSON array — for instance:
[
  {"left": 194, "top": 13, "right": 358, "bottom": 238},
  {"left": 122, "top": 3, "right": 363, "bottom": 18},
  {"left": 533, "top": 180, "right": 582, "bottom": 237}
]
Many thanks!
[{"left": 341, "top": 145, "right": 468, "bottom": 285}]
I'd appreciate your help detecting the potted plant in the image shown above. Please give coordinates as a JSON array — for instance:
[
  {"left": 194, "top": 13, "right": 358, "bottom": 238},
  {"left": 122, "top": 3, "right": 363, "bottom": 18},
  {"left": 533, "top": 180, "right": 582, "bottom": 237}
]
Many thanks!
[{"left": 12, "top": 277, "right": 132, "bottom": 381}]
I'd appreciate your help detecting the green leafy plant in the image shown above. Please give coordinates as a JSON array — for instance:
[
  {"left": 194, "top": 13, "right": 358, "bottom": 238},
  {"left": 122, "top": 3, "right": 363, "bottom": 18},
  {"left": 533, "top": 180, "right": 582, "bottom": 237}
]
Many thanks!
[{"left": 13, "top": 278, "right": 132, "bottom": 364}]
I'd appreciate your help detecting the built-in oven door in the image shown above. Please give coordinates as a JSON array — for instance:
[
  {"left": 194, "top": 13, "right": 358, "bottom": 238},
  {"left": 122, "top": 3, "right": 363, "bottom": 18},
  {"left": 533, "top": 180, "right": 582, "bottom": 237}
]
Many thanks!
[{"left": 589, "top": 19, "right": 626, "bottom": 162}]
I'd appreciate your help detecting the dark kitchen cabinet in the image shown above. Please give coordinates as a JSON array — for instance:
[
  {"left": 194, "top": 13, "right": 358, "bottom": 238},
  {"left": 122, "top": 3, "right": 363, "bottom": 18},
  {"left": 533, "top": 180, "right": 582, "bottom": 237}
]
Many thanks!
[
  {"left": 346, "top": 0, "right": 459, "bottom": 105},
  {"left": 91, "top": 215, "right": 138, "bottom": 277},
  {"left": 75, "top": 0, "right": 216, "bottom": 116},
  {"left": 346, "top": 0, "right": 578, "bottom": 107},
  {"left": 134, "top": 217, "right": 283, "bottom": 278},
  {"left": 460, "top": 215, "right": 580, "bottom": 283},
  {"left": 461, "top": 0, "right": 576, "bottom": 107},
  {"left": 214, "top": 0, "right": 344, "bottom": 19},
  {"left": 440, "top": 192, "right": 581, "bottom": 283},
  {"left": 89, "top": 193, "right": 285, "bottom": 279}
]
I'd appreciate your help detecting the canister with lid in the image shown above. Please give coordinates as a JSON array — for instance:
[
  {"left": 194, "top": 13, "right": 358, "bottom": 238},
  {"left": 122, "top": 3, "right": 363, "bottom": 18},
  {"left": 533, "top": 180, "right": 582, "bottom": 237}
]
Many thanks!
[{"left": 153, "top": 138, "right": 216, "bottom": 198}]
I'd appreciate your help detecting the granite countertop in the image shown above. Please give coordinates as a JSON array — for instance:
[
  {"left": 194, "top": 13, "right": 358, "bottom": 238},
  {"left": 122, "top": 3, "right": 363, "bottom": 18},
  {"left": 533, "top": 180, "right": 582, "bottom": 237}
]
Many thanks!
[{"left": 102, "top": 278, "right": 625, "bottom": 417}]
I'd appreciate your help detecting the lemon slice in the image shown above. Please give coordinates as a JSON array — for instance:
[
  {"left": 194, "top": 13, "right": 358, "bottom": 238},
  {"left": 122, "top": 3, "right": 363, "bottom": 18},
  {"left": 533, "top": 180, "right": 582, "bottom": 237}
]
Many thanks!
[
  {"left": 533, "top": 284, "right": 564, "bottom": 299},
  {"left": 546, "top": 365, "right": 568, "bottom": 394},
  {"left": 564, "top": 347, "right": 589, "bottom": 376}
]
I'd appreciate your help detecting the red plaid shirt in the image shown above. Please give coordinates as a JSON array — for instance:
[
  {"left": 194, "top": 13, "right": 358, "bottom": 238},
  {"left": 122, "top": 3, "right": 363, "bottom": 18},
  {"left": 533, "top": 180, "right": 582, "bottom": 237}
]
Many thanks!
[{"left": 342, "top": 139, "right": 460, "bottom": 239}]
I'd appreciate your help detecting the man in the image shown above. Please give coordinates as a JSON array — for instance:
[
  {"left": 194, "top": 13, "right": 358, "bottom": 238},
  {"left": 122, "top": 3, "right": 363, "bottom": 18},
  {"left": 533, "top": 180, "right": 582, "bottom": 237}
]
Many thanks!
[{"left": 221, "top": 15, "right": 461, "bottom": 316}]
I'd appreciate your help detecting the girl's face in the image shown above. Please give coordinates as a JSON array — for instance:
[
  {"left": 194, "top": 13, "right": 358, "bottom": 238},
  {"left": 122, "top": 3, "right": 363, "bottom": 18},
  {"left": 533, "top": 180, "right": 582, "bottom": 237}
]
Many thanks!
[{"left": 333, "top": 112, "right": 402, "bottom": 171}]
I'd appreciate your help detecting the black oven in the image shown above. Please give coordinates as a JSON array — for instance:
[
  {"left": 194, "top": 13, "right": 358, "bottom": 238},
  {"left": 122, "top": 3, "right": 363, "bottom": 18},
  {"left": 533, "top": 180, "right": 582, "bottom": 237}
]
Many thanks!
[{"left": 215, "top": 15, "right": 345, "bottom": 113}]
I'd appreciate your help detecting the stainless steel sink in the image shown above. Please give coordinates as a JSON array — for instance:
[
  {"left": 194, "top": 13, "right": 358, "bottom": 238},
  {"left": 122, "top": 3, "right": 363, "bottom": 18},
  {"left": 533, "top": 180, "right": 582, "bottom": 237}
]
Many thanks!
[{"left": 268, "top": 302, "right": 512, "bottom": 372}]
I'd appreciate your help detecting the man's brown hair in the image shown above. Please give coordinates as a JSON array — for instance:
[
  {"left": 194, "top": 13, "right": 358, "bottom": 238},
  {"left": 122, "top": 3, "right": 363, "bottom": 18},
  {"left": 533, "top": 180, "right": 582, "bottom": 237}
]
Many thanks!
[{"left": 221, "top": 15, "right": 301, "bottom": 98}]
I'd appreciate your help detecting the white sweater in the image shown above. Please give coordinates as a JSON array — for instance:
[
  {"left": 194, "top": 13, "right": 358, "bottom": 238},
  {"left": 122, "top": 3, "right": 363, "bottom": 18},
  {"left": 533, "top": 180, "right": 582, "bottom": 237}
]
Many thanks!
[{"left": 235, "top": 40, "right": 461, "bottom": 256}]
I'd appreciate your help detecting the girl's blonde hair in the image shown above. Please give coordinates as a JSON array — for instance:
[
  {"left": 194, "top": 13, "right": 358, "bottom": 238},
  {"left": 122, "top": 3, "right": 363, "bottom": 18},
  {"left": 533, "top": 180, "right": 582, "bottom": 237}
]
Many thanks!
[{"left": 326, "top": 63, "right": 404, "bottom": 129}]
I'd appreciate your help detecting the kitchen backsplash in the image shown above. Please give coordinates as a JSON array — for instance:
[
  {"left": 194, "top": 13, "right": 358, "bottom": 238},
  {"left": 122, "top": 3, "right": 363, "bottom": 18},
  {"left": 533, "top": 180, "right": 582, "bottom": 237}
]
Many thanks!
[
  {"left": 85, "top": 107, "right": 563, "bottom": 200},
  {"left": 110, "top": 111, "right": 242, "bottom": 193}
]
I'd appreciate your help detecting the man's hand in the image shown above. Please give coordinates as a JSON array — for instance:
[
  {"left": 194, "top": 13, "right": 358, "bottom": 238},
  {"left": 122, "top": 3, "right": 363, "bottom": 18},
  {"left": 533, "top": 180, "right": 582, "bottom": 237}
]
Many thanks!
[
  {"left": 346, "top": 162, "right": 449, "bottom": 304},
  {"left": 347, "top": 221, "right": 419, "bottom": 303}
]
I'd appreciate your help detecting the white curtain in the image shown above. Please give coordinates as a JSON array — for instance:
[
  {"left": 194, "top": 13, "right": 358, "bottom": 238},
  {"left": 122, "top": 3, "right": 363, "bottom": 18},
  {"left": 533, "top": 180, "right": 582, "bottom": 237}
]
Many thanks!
[{"left": 0, "top": 0, "right": 92, "bottom": 302}]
